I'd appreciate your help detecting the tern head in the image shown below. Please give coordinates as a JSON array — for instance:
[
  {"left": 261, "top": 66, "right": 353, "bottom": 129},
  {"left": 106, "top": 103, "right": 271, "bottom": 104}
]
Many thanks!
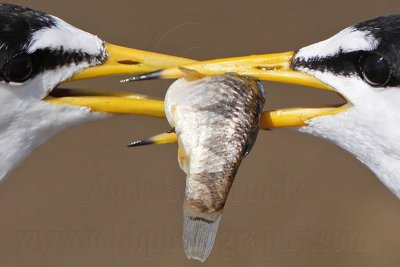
[
  {"left": 0, "top": 3, "right": 195, "bottom": 182},
  {"left": 290, "top": 16, "right": 400, "bottom": 197},
  {"left": 129, "top": 14, "right": 400, "bottom": 198}
]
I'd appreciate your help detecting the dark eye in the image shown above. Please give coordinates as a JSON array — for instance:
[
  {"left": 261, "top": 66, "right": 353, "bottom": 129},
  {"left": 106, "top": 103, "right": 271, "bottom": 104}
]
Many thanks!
[
  {"left": 359, "top": 54, "right": 391, "bottom": 86},
  {"left": 4, "top": 54, "right": 33, "bottom": 83}
]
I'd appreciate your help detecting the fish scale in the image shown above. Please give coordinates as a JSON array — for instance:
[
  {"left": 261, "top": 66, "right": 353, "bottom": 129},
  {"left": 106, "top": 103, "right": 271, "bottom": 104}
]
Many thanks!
[{"left": 165, "top": 73, "right": 265, "bottom": 262}]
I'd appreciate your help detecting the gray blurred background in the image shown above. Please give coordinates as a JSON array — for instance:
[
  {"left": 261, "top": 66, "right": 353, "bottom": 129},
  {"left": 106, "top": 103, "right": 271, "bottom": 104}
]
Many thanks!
[{"left": 1, "top": 1, "right": 400, "bottom": 266}]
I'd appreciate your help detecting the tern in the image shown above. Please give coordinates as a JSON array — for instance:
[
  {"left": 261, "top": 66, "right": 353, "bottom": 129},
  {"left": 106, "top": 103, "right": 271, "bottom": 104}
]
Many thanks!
[
  {"left": 128, "top": 14, "right": 400, "bottom": 201},
  {"left": 0, "top": 3, "right": 196, "bottom": 182}
]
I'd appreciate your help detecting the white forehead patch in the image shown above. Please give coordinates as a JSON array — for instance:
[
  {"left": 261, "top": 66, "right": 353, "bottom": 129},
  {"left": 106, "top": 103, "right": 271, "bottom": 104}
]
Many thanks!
[
  {"left": 296, "top": 27, "right": 379, "bottom": 60},
  {"left": 27, "top": 15, "right": 103, "bottom": 55}
]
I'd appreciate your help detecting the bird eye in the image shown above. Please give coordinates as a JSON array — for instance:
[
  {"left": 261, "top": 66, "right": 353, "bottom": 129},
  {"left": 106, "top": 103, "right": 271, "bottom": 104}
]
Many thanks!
[
  {"left": 4, "top": 54, "right": 33, "bottom": 83},
  {"left": 359, "top": 54, "right": 391, "bottom": 86}
]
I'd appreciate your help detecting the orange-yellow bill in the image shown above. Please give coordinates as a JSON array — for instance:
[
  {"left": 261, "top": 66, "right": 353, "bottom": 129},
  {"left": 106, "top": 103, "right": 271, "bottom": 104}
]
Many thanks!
[
  {"left": 123, "top": 51, "right": 350, "bottom": 128},
  {"left": 44, "top": 43, "right": 194, "bottom": 116}
]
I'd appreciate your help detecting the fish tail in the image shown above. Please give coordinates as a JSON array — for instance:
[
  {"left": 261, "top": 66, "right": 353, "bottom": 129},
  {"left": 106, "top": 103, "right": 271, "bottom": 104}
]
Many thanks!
[{"left": 183, "top": 212, "right": 221, "bottom": 262}]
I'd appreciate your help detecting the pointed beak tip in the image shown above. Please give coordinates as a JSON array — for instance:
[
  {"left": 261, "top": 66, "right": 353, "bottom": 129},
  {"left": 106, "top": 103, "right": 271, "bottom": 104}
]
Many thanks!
[
  {"left": 68, "top": 43, "right": 196, "bottom": 82},
  {"left": 127, "top": 140, "right": 148, "bottom": 147},
  {"left": 121, "top": 50, "right": 329, "bottom": 90}
]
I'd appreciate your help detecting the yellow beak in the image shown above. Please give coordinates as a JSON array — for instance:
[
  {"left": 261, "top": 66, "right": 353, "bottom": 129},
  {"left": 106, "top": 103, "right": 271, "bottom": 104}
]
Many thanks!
[
  {"left": 44, "top": 42, "right": 195, "bottom": 115},
  {"left": 70, "top": 43, "right": 196, "bottom": 80},
  {"left": 46, "top": 44, "right": 349, "bottom": 130},
  {"left": 125, "top": 51, "right": 350, "bottom": 128},
  {"left": 125, "top": 51, "right": 329, "bottom": 88},
  {"left": 45, "top": 89, "right": 166, "bottom": 118}
]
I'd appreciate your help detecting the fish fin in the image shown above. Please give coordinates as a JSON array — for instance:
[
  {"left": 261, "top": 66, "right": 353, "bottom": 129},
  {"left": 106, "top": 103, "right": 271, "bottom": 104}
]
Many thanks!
[
  {"left": 127, "top": 131, "right": 177, "bottom": 147},
  {"left": 183, "top": 213, "right": 221, "bottom": 262},
  {"left": 178, "top": 67, "right": 205, "bottom": 81},
  {"left": 177, "top": 141, "right": 189, "bottom": 173}
]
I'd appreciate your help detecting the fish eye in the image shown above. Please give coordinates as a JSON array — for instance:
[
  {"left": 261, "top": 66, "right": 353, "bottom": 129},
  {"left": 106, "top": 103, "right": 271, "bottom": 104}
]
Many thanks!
[
  {"left": 4, "top": 53, "right": 33, "bottom": 83},
  {"left": 359, "top": 53, "right": 391, "bottom": 87}
]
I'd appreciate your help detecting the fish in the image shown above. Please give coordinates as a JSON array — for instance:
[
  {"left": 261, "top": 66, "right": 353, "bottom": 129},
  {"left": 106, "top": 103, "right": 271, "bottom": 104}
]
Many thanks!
[
  {"left": 128, "top": 71, "right": 265, "bottom": 261},
  {"left": 165, "top": 72, "right": 265, "bottom": 261}
]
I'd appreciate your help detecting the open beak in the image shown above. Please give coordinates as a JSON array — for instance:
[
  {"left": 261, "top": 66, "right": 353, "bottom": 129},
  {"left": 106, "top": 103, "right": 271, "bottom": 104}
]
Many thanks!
[
  {"left": 43, "top": 43, "right": 195, "bottom": 116},
  {"left": 124, "top": 51, "right": 350, "bottom": 129}
]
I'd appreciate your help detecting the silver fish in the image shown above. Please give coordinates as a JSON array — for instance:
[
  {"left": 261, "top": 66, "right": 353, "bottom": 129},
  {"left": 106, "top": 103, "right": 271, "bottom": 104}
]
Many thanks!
[{"left": 164, "top": 73, "right": 265, "bottom": 261}]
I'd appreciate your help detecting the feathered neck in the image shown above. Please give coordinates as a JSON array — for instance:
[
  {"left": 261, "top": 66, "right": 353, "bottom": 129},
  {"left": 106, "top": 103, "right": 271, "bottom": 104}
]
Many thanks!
[
  {"left": 0, "top": 96, "right": 104, "bottom": 182},
  {"left": 299, "top": 107, "right": 400, "bottom": 198}
]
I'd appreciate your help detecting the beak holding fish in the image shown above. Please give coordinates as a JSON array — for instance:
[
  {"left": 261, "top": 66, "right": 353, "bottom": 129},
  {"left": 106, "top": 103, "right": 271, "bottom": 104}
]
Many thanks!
[{"left": 129, "top": 70, "right": 265, "bottom": 262}]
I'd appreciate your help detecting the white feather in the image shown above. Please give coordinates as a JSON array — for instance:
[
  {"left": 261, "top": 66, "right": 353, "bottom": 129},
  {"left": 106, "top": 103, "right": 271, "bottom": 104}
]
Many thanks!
[
  {"left": 0, "top": 93, "right": 106, "bottom": 183},
  {"left": 296, "top": 27, "right": 379, "bottom": 60},
  {"left": 0, "top": 15, "right": 108, "bottom": 182},
  {"left": 297, "top": 67, "right": 400, "bottom": 198},
  {"left": 292, "top": 25, "right": 400, "bottom": 197},
  {"left": 28, "top": 15, "right": 103, "bottom": 55}
]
